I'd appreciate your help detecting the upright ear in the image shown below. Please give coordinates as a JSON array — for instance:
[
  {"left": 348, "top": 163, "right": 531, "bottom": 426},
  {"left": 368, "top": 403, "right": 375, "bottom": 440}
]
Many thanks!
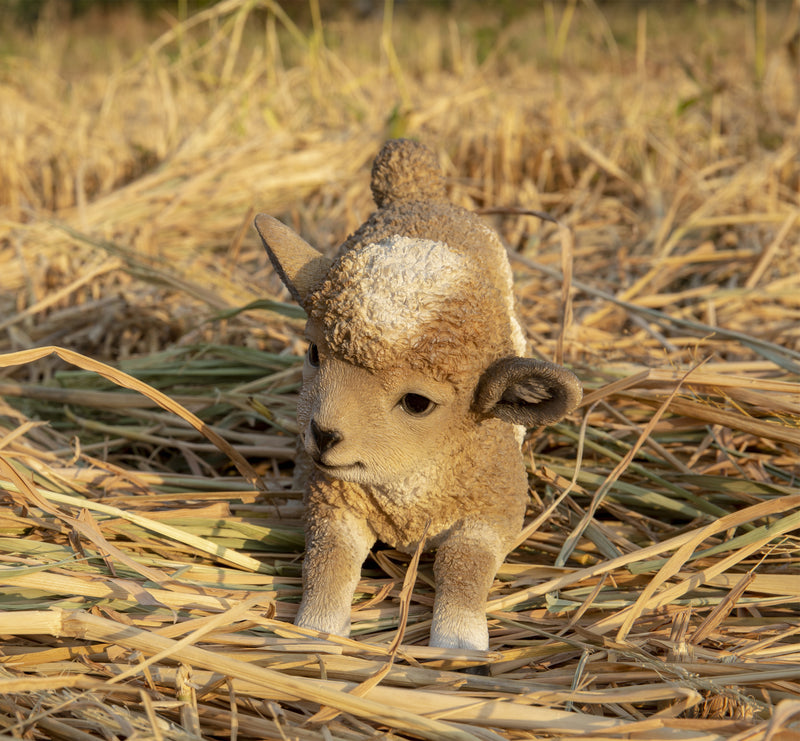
[
  {"left": 254, "top": 214, "right": 333, "bottom": 304},
  {"left": 472, "top": 357, "right": 583, "bottom": 427}
]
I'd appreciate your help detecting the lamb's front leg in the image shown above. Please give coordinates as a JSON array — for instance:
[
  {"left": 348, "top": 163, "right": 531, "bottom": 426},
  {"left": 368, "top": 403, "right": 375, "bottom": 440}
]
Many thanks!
[
  {"left": 295, "top": 505, "right": 375, "bottom": 637},
  {"left": 430, "top": 522, "right": 506, "bottom": 650}
]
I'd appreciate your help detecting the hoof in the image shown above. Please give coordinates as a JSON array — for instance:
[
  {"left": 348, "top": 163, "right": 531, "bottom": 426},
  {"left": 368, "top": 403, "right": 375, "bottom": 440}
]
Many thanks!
[{"left": 461, "top": 663, "right": 490, "bottom": 676}]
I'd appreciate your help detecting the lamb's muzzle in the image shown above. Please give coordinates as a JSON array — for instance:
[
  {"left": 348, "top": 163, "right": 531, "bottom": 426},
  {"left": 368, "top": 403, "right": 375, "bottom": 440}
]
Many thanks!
[{"left": 309, "top": 419, "right": 343, "bottom": 455}]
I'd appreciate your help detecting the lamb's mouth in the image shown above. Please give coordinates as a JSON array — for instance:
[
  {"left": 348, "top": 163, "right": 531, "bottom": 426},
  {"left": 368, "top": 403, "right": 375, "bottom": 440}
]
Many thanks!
[{"left": 311, "top": 458, "right": 365, "bottom": 476}]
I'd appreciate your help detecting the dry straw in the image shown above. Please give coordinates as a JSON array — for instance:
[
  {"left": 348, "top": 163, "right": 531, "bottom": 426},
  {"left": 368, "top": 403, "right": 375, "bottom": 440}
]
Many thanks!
[{"left": 1, "top": 0, "right": 800, "bottom": 738}]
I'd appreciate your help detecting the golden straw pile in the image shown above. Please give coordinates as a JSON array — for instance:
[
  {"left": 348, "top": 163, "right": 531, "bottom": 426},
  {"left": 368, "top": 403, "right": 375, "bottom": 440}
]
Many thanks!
[{"left": 1, "top": 1, "right": 800, "bottom": 738}]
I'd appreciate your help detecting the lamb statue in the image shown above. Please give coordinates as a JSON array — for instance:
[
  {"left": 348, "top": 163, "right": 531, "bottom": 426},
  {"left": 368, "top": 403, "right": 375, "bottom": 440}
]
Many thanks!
[{"left": 254, "top": 139, "right": 582, "bottom": 651}]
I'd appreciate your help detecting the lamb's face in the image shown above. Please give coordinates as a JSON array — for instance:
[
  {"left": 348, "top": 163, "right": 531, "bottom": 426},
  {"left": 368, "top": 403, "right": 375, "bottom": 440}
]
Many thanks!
[
  {"left": 298, "top": 236, "right": 512, "bottom": 486},
  {"left": 297, "top": 330, "right": 473, "bottom": 486}
]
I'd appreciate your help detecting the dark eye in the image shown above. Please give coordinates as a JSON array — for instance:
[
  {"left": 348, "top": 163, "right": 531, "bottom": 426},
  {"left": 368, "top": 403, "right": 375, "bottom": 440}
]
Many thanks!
[
  {"left": 400, "top": 393, "right": 436, "bottom": 417},
  {"left": 306, "top": 343, "right": 320, "bottom": 367}
]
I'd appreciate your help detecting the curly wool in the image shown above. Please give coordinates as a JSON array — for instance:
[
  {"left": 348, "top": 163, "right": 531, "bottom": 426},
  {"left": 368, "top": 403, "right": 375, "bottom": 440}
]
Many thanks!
[
  {"left": 331, "top": 139, "right": 527, "bottom": 360},
  {"left": 307, "top": 235, "right": 513, "bottom": 383}
]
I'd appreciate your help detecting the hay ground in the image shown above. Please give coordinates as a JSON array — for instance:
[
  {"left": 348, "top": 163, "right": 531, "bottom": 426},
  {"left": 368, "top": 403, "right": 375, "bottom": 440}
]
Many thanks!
[{"left": 1, "top": 0, "right": 800, "bottom": 738}]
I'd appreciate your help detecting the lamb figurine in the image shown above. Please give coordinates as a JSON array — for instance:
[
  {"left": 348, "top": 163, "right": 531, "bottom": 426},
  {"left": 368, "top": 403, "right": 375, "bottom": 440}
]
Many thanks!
[{"left": 254, "top": 139, "right": 582, "bottom": 651}]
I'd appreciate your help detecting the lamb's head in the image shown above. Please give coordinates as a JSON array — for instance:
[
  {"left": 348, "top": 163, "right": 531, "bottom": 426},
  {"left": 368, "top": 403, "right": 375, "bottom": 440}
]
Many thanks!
[{"left": 254, "top": 213, "right": 582, "bottom": 487}]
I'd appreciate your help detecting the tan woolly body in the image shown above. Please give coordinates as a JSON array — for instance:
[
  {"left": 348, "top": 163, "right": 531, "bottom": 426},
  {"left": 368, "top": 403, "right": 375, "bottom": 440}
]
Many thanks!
[{"left": 254, "top": 139, "right": 582, "bottom": 650}]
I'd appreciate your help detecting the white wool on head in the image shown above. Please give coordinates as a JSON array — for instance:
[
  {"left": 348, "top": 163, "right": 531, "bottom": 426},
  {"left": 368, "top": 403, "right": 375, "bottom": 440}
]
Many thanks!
[
  {"left": 344, "top": 235, "right": 468, "bottom": 343},
  {"left": 310, "top": 232, "right": 517, "bottom": 378}
]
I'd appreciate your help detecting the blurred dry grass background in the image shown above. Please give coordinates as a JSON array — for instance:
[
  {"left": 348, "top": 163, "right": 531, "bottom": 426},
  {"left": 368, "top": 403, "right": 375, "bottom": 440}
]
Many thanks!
[{"left": 1, "top": 0, "right": 800, "bottom": 739}]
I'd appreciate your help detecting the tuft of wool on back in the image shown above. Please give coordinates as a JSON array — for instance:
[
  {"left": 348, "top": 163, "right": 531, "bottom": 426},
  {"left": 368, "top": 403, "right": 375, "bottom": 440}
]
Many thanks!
[{"left": 370, "top": 138, "right": 448, "bottom": 207}]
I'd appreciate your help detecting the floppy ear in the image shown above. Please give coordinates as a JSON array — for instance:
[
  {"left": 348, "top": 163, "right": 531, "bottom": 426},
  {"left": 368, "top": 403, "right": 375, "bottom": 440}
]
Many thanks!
[
  {"left": 472, "top": 357, "right": 583, "bottom": 427},
  {"left": 254, "top": 214, "right": 333, "bottom": 304}
]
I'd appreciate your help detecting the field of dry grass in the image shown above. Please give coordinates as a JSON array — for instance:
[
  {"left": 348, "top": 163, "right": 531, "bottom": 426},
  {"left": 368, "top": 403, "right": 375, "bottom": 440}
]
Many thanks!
[{"left": 1, "top": 0, "right": 800, "bottom": 738}]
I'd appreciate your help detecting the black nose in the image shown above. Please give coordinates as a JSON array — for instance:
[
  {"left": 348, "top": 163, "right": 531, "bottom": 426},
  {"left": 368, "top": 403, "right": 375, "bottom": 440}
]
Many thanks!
[{"left": 310, "top": 419, "right": 342, "bottom": 453}]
